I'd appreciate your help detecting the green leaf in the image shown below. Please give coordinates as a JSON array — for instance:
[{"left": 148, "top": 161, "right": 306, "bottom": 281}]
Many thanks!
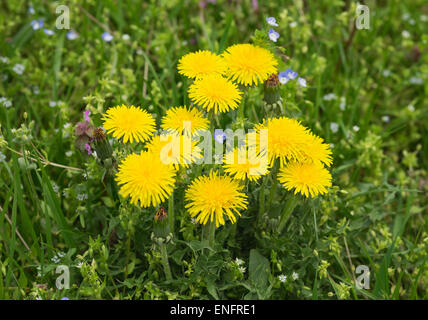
[{"left": 249, "top": 249, "right": 270, "bottom": 293}]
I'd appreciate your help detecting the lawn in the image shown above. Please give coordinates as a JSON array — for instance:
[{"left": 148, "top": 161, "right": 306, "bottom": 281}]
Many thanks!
[{"left": 0, "top": 0, "right": 427, "bottom": 300}]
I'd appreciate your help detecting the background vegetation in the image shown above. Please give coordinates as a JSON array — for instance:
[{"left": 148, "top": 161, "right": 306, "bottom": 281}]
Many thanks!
[{"left": 0, "top": 0, "right": 427, "bottom": 300}]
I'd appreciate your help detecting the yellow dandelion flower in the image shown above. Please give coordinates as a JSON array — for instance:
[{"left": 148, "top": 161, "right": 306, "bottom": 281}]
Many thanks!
[
  {"left": 278, "top": 161, "right": 332, "bottom": 198},
  {"left": 161, "top": 106, "right": 209, "bottom": 136},
  {"left": 116, "top": 151, "right": 176, "bottom": 207},
  {"left": 146, "top": 134, "right": 202, "bottom": 169},
  {"left": 302, "top": 133, "right": 333, "bottom": 167},
  {"left": 185, "top": 171, "right": 248, "bottom": 227},
  {"left": 223, "top": 147, "right": 269, "bottom": 182},
  {"left": 255, "top": 117, "right": 312, "bottom": 166},
  {"left": 178, "top": 50, "right": 227, "bottom": 79},
  {"left": 188, "top": 74, "right": 242, "bottom": 114},
  {"left": 222, "top": 43, "right": 278, "bottom": 86},
  {"left": 102, "top": 105, "right": 156, "bottom": 143}
]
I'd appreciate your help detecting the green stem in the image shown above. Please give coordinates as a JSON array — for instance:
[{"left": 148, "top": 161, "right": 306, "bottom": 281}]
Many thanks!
[
  {"left": 267, "top": 159, "right": 279, "bottom": 210},
  {"left": 258, "top": 175, "right": 268, "bottom": 224},
  {"left": 277, "top": 196, "right": 299, "bottom": 234},
  {"left": 168, "top": 191, "right": 174, "bottom": 234},
  {"left": 159, "top": 243, "right": 172, "bottom": 281},
  {"left": 208, "top": 221, "right": 216, "bottom": 247}
]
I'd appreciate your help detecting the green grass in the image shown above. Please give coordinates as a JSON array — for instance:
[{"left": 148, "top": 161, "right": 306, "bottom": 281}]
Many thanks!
[{"left": 0, "top": 0, "right": 427, "bottom": 300}]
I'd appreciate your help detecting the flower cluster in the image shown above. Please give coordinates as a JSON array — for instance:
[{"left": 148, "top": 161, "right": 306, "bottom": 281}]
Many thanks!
[
  {"left": 255, "top": 117, "right": 333, "bottom": 197},
  {"left": 178, "top": 43, "right": 278, "bottom": 114}
]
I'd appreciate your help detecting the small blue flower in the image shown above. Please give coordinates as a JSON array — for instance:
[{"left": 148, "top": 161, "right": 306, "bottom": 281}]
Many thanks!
[
  {"left": 266, "top": 17, "right": 279, "bottom": 27},
  {"left": 278, "top": 71, "right": 290, "bottom": 84},
  {"left": 268, "top": 28, "right": 280, "bottom": 42},
  {"left": 284, "top": 68, "right": 298, "bottom": 80},
  {"left": 66, "top": 31, "right": 79, "bottom": 40},
  {"left": 60, "top": 297, "right": 70, "bottom": 300},
  {"left": 102, "top": 32, "right": 113, "bottom": 42},
  {"left": 214, "top": 129, "right": 226, "bottom": 144},
  {"left": 28, "top": 6, "right": 35, "bottom": 15},
  {"left": 43, "top": 29, "right": 55, "bottom": 36},
  {"left": 31, "top": 19, "right": 44, "bottom": 30},
  {"left": 297, "top": 77, "right": 307, "bottom": 87}
]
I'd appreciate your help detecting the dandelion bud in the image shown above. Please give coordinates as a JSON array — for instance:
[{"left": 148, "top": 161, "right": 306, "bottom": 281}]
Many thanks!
[
  {"left": 153, "top": 206, "right": 170, "bottom": 238},
  {"left": 93, "top": 127, "right": 113, "bottom": 166},
  {"left": 263, "top": 73, "right": 281, "bottom": 105}
]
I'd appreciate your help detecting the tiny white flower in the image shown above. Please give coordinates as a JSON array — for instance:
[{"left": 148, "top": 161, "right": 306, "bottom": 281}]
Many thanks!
[
  {"left": 278, "top": 274, "right": 287, "bottom": 282},
  {"left": 402, "top": 30, "right": 410, "bottom": 38},
  {"left": 323, "top": 93, "right": 337, "bottom": 101},
  {"left": 235, "top": 258, "right": 244, "bottom": 266},
  {"left": 409, "top": 18, "right": 415, "bottom": 25},
  {"left": 297, "top": 77, "right": 307, "bottom": 87},
  {"left": 3, "top": 100, "right": 12, "bottom": 108},
  {"left": 28, "top": 6, "right": 35, "bottom": 15},
  {"left": 408, "top": 104, "right": 415, "bottom": 112},
  {"left": 122, "top": 34, "right": 130, "bottom": 41},
  {"left": 191, "top": 218, "right": 198, "bottom": 225},
  {"left": 409, "top": 77, "right": 422, "bottom": 85},
  {"left": 52, "top": 183, "right": 59, "bottom": 193},
  {"left": 76, "top": 193, "right": 88, "bottom": 201},
  {"left": 330, "top": 122, "right": 339, "bottom": 133},
  {"left": 289, "top": 21, "right": 297, "bottom": 28},
  {"left": 49, "top": 101, "right": 57, "bottom": 107},
  {"left": 421, "top": 15, "right": 428, "bottom": 22},
  {"left": 0, "top": 152, "right": 6, "bottom": 161},
  {"left": 382, "top": 69, "right": 391, "bottom": 77},
  {"left": 382, "top": 115, "right": 390, "bottom": 123},
  {"left": 12, "top": 64, "right": 25, "bottom": 75},
  {"left": 353, "top": 125, "right": 360, "bottom": 132},
  {"left": 65, "top": 151, "right": 73, "bottom": 157},
  {"left": 329, "top": 143, "right": 334, "bottom": 149},
  {"left": 238, "top": 266, "right": 246, "bottom": 274},
  {"left": 0, "top": 56, "right": 9, "bottom": 64},
  {"left": 292, "top": 272, "right": 299, "bottom": 280},
  {"left": 76, "top": 261, "right": 84, "bottom": 268},
  {"left": 339, "top": 97, "right": 346, "bottom": 111},
  {"left": 33, "top": 86, "right": 40, "bottom": 95},
  {"left": 402, "top": 13, "right": 410, "bottom": 21}
]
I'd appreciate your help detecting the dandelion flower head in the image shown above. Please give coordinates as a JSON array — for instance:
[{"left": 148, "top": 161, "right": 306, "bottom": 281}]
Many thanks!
[
  {"left": 161, "top": 106, "right": 209, "bottom": 136},
  {"left": 146, "top": 134, "right": 202, "bottom": 169},
  {"left": 116, "top": 151, "right": 176, "bottom": 207},
  {"left": 222, "top": 43, "right": 278, "bottom": 86},
  {"left": 102, "top": 105, "right": 156, "bottom": 143},
  {"left": 188, "top": 74, "right": 242, "bottom": 114},
  {"left": 185, "top": 171, "right": 248, "bottom": 227},
  {"left": 223, "top": 147, "right": 269, "bottom": 181},
  {"left": 178, "top": 50, "right": 226, "bottom": 79},
  {"left": 255, "top": 117, "right": 312, "bottom": 166},
  {"left": 278, "top": 160, "right": 332, "bottom": 198}
]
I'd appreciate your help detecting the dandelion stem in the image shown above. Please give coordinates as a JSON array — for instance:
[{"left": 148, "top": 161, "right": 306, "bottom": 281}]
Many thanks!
[
  {"left": 168, "top": 191, "right": 174, "bottom": 234},
  {"left": 159, "top": 242, "right": 172, "bottom": 281},
  {"left": 208, "top": 221, "right": 216, "bottom": 247},
  {"left": 258, "top": 174, "right": 268, "bottom": 224},
  {"left": 277, "top": 196, "right": 299, "bottom": 234},
  {"left": 267, "top": 159, "right": 279, "bottom": 209}
]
